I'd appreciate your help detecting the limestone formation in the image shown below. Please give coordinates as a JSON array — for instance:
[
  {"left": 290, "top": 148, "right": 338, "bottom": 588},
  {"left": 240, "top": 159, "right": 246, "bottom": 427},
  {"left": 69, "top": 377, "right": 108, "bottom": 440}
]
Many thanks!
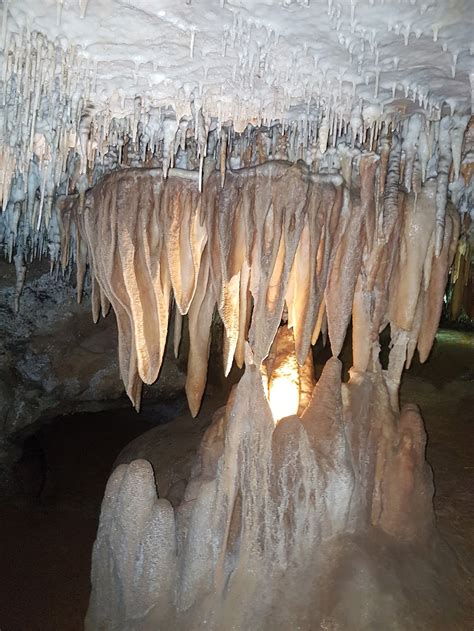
[
  {"left": 86, "top": 330, "right": 449, "bottom": 630},
  {"left": 0, "top": 1, "right": 472, "bottom": 628}
]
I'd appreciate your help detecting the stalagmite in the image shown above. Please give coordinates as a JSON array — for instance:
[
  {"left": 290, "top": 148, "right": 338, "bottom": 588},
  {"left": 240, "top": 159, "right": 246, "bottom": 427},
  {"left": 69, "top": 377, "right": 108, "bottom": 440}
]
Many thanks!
[
  {"left": 86, "top": 319, "right": 453, "bottom": 629},
  {"left": 371, "top": 402, "right": 434, "bottom": 542},
  {"left": 263, "top": 325, "right": 316, "bottom": 420}
]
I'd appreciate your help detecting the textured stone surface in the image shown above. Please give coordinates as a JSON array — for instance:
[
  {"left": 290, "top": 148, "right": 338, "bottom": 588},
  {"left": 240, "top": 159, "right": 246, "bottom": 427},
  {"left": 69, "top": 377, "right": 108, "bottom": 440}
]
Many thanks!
[
  {"left": 86, "top": 460, "right": 176, "bottom": 630},
  {"left": 86, "top": 345, "right": 456, "bottom": 631},
  {"left": 113, "top": 397, "right": 220, "bottom": 507}
]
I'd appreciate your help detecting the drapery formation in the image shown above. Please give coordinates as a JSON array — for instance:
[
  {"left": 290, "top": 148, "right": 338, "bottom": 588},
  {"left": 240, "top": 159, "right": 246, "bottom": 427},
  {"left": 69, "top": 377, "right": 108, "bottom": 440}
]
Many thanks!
[{"left": 74, "top": 151, "right": 460, "bottom": 414}]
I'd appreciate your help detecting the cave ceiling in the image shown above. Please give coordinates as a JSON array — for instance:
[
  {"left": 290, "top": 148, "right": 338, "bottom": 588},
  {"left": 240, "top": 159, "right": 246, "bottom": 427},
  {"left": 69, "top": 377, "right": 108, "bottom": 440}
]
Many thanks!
[{"left": 7, "top": 0, "right": 473, "bottom": 120}]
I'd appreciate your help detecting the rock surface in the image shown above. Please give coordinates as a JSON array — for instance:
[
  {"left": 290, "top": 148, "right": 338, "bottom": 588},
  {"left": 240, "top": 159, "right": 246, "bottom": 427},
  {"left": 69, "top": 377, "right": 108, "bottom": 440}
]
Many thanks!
[
  {"left": 113, "top": 397, "right": 223, "bottom": 508},
  {"left": 0, "top": 260, "right": 186, "bottom": 493},
  {"left": 86, "top": 336, "right": 465, "bottom": 631}
]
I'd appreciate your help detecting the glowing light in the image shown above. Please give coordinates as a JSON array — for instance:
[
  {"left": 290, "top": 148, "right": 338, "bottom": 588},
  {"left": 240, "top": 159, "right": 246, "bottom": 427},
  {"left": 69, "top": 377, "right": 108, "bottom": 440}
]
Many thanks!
[{"left": 267, "top": 353, "right": 300, "bottom": 422}]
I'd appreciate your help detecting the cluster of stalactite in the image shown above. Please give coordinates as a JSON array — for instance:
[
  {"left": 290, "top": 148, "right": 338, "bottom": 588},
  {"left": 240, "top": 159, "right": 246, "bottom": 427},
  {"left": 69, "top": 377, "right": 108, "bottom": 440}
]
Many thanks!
[
  {"left": 444, "top": 213, "right": 474, "bottom": 323},
  {"left": 1, "top": 19, "right": 470, "bottom": 222},
  {"left": 1, "top": 27, "right": 472, "bottom": 390},
  {"left": 1, "top": 45, "right": 472, "bottom": 316},
  {"left": 443, "top": 117, "right": 474, "bottom": 323},
  {"left": 67, "top": 131, "right": 462, "bottom": 415},
  {"left": 0, "top": 20, "right": 472, "bottom": 303},
  {"left": 0, "top": 11, "right": 472, "bottom": 322}
]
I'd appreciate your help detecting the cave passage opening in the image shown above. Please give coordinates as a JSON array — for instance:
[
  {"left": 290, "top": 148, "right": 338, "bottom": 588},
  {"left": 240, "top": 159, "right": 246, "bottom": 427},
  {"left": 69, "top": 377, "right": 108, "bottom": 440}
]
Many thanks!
[{"left": 0, "top": 395, "right": 195, "bottom": 630}]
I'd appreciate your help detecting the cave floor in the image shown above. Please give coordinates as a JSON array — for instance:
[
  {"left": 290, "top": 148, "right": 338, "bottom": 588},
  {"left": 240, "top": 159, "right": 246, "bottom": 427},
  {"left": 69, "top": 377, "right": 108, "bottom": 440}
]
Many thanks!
[{"left": 0, "top": 329, "right": 473, "bottom": 631}]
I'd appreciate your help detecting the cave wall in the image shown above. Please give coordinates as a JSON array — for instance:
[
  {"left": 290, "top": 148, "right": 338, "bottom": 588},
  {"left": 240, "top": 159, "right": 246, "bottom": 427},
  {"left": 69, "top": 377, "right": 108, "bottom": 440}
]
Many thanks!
[{"left": 0, "top": 260, "right": 186, "bottom": 493}]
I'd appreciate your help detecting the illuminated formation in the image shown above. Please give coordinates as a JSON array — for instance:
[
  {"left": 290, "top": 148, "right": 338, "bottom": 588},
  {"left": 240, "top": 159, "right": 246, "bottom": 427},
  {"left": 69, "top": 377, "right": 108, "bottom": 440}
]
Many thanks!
[
  {"left": 69, "top": 143, "right": 465, "bottom": 418},
  {"left": 0, "top": 1, "right": 473, "bottom": 629},
  {"left": 86, "top": 328, "right": 439, "bottom": 629},
  {"left": 81, "top": 149, "right": 465, "bottom": 628}
]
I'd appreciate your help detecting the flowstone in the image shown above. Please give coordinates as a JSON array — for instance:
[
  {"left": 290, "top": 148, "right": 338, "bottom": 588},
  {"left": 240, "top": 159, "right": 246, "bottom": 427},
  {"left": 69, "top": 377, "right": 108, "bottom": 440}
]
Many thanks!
[{"left": 86, "top": 330, "right": 454, "bottom": 631}]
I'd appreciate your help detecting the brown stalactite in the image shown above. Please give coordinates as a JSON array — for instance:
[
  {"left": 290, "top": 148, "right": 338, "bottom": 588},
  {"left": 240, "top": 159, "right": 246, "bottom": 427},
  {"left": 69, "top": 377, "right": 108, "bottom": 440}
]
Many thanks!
[
  {"left": 90, "top": 274, "right": 101, "bottom": 324},
  {"left": 70, "top": 152, "right": 465, "bottom": 416},
  {"left": 163, "top": 179, "right": 205, "bottom": 316},
  {"left": 247, "top": 162, "right": 309, "bottom": 363},
  {"left": 185, "top": 246, "right": 216, "bottom": 417},
  {"left": 418, "top": 205, "right": 460, "bottom": 362},
  {"left": 173, "top": 305, "right": 183, "bottom": 358}
]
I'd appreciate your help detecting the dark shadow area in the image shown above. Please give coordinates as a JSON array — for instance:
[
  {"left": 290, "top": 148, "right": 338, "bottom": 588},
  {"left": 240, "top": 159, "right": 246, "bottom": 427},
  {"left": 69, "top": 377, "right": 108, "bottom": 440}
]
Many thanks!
[
  {"left": 0, "top": 396, "right": 187, "bottom": 631},
  {"left": 400, "top": 329, "right": 474, "bottom": 586}
]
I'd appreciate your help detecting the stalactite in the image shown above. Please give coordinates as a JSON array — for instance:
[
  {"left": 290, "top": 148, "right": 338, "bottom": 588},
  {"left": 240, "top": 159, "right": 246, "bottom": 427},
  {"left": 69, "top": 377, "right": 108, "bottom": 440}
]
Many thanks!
[
  {"left": 435, "top": 116, "right": 452, "bottom": 257},
  {"left": 287, "top": 178, "right": 342, "bottom": 364},
  {"left": 13, "top": 245, "right": 26, "bottom": 312},
  {"left": 448, "top": 221, "right": 472, "bottom": 322},
  {"left": 185, "top": 246, "right": 216, "bottom": 417},
  {"left": 53, "top": 100, "right": 464, "bottom": 413},
  {"left": 205, "top": 170, "right": 244, "bottom": 376},
  {"left": 326, "top": 154, "right": 378, "bottom": 357},
  {"left": 163, "top": 178, "right": 206, "bottom": 316},
  {"left": 91, "top": 274, "right": 101, "bottom": 324},
  {"left": 66, "top": 120, "right": 469, "bottom": 416},
  {"left": 0, "top": 26, "right": 471, "bottom": 286},
  {"left": 389, "top": 182, "right": 437, "bottom": 333},
  {"left": 173, "top": 306, "right": 183, "bottom": 359},
  {"left": 0, "top": 20, "right": 471, "bottom": 414},
  {"left": 247, "top": 162, "right": 308, "bottom": 363}
]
